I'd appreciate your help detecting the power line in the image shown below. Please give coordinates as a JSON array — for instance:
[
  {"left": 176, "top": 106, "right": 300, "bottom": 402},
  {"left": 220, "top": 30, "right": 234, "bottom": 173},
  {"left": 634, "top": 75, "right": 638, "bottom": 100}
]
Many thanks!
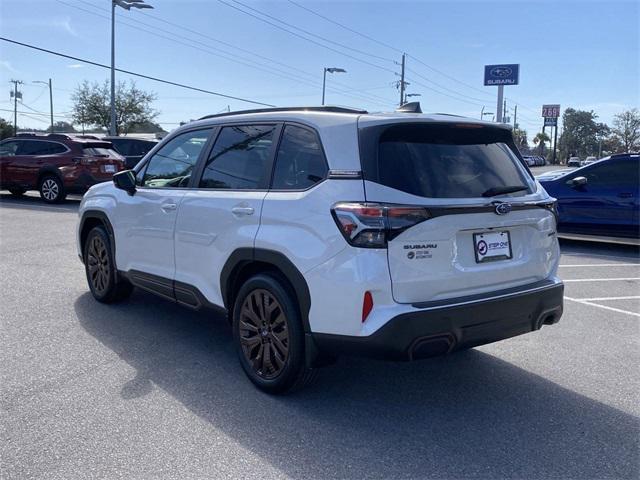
[
  {"left": 216, "top": 0, "right": 396, "bottom": 74},
  {"left": 0, "top": 37, "right": 276, "bottom": 107},
  {"left": 61, "top": 0, "right": 395, "bottom": 107},
  {"left": 405, "top": 67, "right": 491, "bottom": 104},
  {"left": 230, "top": 0, "right": 394, "bottom": 63},
  {"left": 286, "top": 0, "right": 403, "bottom": 55}
]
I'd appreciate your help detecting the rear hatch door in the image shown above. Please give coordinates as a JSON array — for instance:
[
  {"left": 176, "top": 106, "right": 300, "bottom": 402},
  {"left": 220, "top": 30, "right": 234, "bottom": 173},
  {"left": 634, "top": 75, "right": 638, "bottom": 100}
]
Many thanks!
[{"left": 359, "top": 120, "right": 559, "bottom": 304}]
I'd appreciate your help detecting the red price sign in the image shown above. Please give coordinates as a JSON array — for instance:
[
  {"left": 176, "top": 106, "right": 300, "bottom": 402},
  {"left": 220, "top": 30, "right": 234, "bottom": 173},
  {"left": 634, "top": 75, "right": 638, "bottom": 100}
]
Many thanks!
[{"left": 542, "top": 104, "right": 561, "bottom": 118}]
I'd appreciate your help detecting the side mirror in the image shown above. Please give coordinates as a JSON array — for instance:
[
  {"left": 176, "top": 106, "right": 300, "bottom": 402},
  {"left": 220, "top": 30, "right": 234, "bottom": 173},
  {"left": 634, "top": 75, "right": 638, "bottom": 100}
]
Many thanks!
[
  {"left": 113, "top": 170, "right": 136, "bottom": 196},
  {"left": 567, "top": 176, "right": 587, "bottom": 188}
]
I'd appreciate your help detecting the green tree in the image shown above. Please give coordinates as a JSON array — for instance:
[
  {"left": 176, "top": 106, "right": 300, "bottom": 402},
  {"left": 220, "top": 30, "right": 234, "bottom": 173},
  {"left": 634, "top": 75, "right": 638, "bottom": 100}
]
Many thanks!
[
  {"left": 71, "top": 80, "right": 158, "bottom": 135},
  {"left": 0, "top": 117, "right": 14, "bottom": 139},
  {"left": 558, "top": 108, "right": 609, "bottom": 160},
  {"left": 512, "top": 128, "right": 529, "bottom": 153},
  {"left": 610, "top": 108, "right": 640, "bottom": 153},
  {"left": 533, "top": 132, "right": 551, "bottom": 156}
]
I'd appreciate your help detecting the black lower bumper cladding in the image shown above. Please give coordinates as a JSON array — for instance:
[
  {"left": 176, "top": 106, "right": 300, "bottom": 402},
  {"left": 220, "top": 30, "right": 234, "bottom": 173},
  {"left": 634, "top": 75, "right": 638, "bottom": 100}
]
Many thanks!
[{"left": 313, "top": 279, "right": 564, "bottom": 361}]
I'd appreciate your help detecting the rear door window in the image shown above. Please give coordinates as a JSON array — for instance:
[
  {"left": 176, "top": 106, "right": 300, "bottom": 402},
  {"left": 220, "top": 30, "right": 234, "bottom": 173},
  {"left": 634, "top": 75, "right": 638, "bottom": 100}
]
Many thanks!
[
  {"left": 19, "top": 140, "right": 66, "bottom": 155},
  {"left": 360, "top": 123, "right": 532, "bottom": 199},
  {"left": 199, "top": 125, "right": 276, "bottom": 190},
  {"left": 271, "top": 125, "right": 327, "bottom": 190}
]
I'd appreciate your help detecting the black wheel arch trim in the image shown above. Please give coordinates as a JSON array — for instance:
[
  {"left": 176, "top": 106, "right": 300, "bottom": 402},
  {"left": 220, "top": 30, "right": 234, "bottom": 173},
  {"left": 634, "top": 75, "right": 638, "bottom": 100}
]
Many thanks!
[
  {"left": 221, "top": 248, "right": 312, "bottom": 333},
  {"left": 79, "top": 210, "right": 117, "bottom": 269},
  {"left": 37, "top": 166, "right": 63, "bottom": 184}
]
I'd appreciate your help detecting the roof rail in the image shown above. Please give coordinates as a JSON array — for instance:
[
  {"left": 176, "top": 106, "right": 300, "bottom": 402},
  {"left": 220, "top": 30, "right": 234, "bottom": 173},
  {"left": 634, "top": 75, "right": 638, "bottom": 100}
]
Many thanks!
[{"left": 199, "top": 106, "right": 367, "bottom": 121}]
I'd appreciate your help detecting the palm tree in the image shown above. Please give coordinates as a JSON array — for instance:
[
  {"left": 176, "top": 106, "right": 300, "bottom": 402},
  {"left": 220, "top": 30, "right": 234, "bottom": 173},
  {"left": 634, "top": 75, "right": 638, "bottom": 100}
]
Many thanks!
[{"left": 533, "top": 132, "right": 551, "bottom": 156}]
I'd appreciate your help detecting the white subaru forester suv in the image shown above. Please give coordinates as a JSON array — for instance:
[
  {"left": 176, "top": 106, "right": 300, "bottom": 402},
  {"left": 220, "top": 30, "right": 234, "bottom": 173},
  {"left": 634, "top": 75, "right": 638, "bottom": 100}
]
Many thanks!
[{"left": 77, "top": 105, "right": 564, "bottom": 393}]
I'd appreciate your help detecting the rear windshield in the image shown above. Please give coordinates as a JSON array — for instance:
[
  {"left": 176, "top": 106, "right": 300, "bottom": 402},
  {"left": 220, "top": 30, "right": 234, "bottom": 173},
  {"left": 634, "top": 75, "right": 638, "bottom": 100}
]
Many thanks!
[
  {"left": 83, "top": 145, "right": 120, "bottom": 158},
  {"left": 360, "top": 123, "right": 532, "bottom": 199}
]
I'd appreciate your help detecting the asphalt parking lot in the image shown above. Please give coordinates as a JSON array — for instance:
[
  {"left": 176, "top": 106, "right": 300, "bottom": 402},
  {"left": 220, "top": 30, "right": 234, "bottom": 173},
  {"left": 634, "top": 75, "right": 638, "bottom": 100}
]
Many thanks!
[{"left": 1, "top": 188, "right": 638, "bottom": 480}]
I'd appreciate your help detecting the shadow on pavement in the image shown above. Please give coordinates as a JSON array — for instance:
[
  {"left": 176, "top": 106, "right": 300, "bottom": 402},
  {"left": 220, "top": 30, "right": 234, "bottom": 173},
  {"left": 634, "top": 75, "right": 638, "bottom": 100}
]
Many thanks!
[
  {"left": 74, "top": 290, "right": 638, "bottom": 479},
  {"left": 0, "top": 192, "right": 81, "bottom": 212},
  {"left": 559, "top": 238, "right": 640, "bottom": 259}
]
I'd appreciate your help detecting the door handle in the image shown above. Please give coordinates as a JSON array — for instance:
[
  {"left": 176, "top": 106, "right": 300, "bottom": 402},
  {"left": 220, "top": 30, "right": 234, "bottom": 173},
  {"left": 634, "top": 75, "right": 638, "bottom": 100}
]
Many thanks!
[
  {"left": 231, "top": 206, "right": 254, "bottom": 216},
  {"left": 161, "top": 203, "right": 177, "bottom": 212}
]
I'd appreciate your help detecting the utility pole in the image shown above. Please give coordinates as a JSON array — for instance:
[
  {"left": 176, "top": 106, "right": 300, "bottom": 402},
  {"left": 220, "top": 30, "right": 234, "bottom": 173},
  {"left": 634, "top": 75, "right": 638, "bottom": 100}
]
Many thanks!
[
  {"left": 9, "top": 79, "right": 23, "bottom": 136},
  {"left": 513, "top": 105, "right": 517, "bottom": 129},
  {"left": 399, "top": 53, "right": 406, "bottom": 106},
  {"left": 48, "top": 78, "right": 53, "bottom": 132},
  {"left": 503, "top": 99, "right": 507, "bottom": 123}
]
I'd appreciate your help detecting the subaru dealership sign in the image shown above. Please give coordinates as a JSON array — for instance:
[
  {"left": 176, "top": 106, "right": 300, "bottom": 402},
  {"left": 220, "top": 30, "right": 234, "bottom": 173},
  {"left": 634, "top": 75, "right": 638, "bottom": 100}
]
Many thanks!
[{"left": 484, "top": 64, "right": 520, "bottom": 86}]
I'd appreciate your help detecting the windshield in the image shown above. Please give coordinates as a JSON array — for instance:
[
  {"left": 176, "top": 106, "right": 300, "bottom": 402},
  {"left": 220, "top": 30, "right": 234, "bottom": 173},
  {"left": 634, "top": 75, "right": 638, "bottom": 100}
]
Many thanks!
[{"left": 360, "top": 123, "right": 532, "bottom": 199}]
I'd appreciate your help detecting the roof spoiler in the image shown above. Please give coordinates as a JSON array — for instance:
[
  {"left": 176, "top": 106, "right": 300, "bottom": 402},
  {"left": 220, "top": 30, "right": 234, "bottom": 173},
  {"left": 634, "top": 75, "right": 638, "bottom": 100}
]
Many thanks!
[{"left": 396, "top": 102, "right": 422, "bottom": 114}]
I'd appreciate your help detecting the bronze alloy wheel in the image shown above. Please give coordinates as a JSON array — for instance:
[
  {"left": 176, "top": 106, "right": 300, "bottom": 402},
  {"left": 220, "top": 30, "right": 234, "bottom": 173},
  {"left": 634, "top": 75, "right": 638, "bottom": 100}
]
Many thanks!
[
  {"left": 87, "top": 235, "right": 110, "bottom": 295},
  {"left": 239, "top": 289, "right": 290, "bottom": 379}
]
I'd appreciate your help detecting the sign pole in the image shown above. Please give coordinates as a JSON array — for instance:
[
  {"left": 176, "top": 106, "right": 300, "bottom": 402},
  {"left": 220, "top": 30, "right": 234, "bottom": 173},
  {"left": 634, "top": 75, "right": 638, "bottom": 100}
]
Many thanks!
[
  {"left": 553, "top": 124, "right": 558, "bottom": 164},
  {"left": 496, "top": 85, "right": 504, "bottom": 124}
]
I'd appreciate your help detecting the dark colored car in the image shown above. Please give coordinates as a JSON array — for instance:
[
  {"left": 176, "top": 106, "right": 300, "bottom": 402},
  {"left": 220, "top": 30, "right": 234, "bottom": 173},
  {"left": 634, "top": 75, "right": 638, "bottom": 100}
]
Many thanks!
[
  {"left": 0, "top": 134, "right": 125, "bottom": 203},
  {"left": 103, "top": 136, "right": 158, "bottom": 169},
  {"left": 539, "top": 154, "right": 639, "bottom": 240}
]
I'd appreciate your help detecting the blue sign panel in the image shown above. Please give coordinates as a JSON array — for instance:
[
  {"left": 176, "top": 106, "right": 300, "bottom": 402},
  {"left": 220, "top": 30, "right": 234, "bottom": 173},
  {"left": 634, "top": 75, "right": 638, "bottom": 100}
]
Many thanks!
[{"left": 484, "top": 64, "right": 519, "bottom": 86}]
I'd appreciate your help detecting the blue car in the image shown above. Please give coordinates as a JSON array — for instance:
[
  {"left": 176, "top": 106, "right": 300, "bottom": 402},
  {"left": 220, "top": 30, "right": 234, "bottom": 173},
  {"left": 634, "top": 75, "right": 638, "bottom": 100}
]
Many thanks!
[{"left": 538, "top": 154, "right": 639, "bottom": 241}]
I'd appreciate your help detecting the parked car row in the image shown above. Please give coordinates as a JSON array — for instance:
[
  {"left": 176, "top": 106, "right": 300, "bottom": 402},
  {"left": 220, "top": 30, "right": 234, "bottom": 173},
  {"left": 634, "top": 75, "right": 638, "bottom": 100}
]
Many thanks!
[
  {"left": 0, "top": 133, "right": 159, "bottom": 203},
  {"left": 523, "top": 155, "right": 546, "bottom": 167}
]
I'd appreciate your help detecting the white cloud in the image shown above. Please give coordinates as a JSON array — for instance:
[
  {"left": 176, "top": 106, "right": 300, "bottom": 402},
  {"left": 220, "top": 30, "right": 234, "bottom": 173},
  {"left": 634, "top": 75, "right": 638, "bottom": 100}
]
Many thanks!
[
  {"left": 0, "top": 60, "right": 18, "bottom": 73},
  {"left": 67, "top": 64, "right": 84, "bottom": 69}
]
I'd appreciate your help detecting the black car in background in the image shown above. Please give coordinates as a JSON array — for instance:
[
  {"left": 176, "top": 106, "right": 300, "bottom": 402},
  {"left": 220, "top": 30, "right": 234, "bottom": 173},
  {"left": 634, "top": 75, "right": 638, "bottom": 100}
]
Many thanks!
[{"left": 103, "top": 137, "right": 158, "bottom": 169}]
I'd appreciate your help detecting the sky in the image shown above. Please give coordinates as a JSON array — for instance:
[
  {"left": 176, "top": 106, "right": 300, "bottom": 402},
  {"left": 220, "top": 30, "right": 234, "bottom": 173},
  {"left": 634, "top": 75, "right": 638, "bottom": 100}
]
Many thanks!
[{"left": 0, "top": 0, "right": 638, "bottom": 136}]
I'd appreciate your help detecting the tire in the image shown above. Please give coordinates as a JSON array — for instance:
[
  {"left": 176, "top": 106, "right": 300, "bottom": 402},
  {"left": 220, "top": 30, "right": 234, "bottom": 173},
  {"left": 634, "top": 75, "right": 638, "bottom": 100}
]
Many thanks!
[
  {"left": 8, "top": 188, "right": 25, "bottom": 197},
  {"left": 232, "top": 273, "right": 317, "bottom": 394},
  {"left": 84, "top": 226, "right": 133, "bottom": 303},
  {"left": 39, "top": 175, "right": 66, "bottom": 203}
]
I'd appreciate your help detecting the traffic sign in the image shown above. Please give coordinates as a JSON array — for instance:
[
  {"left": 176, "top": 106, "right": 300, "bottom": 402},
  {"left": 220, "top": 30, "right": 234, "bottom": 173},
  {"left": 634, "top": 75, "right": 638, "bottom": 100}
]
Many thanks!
[
  {"left": 542, "top": 104, "right": 561, "bottom": 118},
  {"left": 484, "top": 64, "right": 520, "bottom": 86},
  {"left": 544, "top": 117, "right": 558, "bottom": 127}
]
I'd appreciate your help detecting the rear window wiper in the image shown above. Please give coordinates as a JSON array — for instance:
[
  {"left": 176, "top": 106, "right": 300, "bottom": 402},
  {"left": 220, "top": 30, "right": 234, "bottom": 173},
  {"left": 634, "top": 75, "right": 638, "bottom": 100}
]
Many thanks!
[{"left": 482, "top": 185, "right": 529, "bottom": 197}]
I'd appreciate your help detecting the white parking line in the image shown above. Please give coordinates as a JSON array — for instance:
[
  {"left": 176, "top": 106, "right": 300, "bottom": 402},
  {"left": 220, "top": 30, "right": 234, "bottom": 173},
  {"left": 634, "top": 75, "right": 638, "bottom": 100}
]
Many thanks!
[
  {"left": 563, "top": 277, "right": 640, "bottom": 282},
  {"left": 562, "top": 252, "right": 640, "bottom": 261},
  {"left": 571, "top": 296, "right": 640, "bottom": 301},
  {"left": 559, "top": 264, "right": 640, "bottom": 268},
  {"left": 565, "top": 296, "right": 640, "bottom": 317}
]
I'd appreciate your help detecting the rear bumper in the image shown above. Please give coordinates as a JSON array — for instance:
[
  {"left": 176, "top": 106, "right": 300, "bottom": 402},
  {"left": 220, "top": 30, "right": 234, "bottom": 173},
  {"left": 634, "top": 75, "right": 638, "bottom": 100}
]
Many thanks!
[
  {"left": 66, "top": 172, "right": 113, "bottom": 194},
  {"left": 311, "top": 279, "right": 563, "bottom": 361}
]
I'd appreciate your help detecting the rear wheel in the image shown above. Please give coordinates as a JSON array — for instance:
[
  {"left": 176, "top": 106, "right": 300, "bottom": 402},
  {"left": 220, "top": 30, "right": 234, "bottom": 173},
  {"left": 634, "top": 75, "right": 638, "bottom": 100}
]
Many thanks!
[
  {"left": 232, "top": 273, "right": 316, "bottom": 394},
  {"left": 8, "top": 188, "right": 25, "bottom": 197},
  {"left": 39, "top": 175, "right": 66, "bottom": 203},
  {"left": 84, "top": 226, "right": 133, "bottom": 303}
]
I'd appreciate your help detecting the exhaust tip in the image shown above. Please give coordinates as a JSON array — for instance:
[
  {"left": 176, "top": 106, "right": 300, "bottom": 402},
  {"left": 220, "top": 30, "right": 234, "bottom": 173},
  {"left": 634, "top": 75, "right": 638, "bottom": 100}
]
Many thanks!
[{"left": 410, "top": 334, "right": 455, "bottom": 360}]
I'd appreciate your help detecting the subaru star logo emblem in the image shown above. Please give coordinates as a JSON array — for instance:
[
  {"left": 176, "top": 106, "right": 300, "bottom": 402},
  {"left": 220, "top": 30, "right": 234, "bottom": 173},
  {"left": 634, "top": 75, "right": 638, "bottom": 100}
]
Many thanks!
[
  {"left": 491, "top": 66, "right": 512, "bottom": 78},
  {"left": 495, "top": 203, "right": 512, "bottom": 215}
]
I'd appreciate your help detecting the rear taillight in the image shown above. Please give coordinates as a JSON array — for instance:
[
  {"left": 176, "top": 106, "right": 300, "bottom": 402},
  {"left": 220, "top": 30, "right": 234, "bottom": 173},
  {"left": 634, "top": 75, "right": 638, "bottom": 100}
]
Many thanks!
[{"left": 331, "top": 202, "right": 430, "bottom": 248}]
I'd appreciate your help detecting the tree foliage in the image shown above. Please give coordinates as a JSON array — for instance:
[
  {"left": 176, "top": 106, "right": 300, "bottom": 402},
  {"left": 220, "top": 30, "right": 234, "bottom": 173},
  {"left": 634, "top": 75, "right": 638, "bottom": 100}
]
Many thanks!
[
  {"left": 512, "top": 128, "right": 529, "bottom": 153},
  {"left": 0, "top": 118, "right": 14, "bottom": 139},
  {"left": 558, "top": 108, "right": 609, "bottom": 160},
  {"left": 71, "top": 80, "right": 158, "bottom": 135},
  {"left": 533, "top": 132, "right": 551, "bottom": 155},
  {"left": 610, "top": 108, "right": 640, "bottom": 153},
  {"left": 50, "top": 121, "right": 76, "bottom": 133}
]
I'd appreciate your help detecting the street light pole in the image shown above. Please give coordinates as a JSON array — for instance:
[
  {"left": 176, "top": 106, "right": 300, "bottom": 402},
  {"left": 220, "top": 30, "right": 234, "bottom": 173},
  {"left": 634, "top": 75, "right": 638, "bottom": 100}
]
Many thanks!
[
  {"left": 321, "top": 67, "right": 346, "bottom": 105},
  {"left": 322, "top": 68, "right": 327, "bottom": 106},
  {"left": 34, "top": 79, "right": 54, "bottom": 132},
  {"left": 110, "top": 0, "right": 154, "bottom": 136},
  {"left": 110, "top": 0, "right": 116, "bottom": 136}
]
